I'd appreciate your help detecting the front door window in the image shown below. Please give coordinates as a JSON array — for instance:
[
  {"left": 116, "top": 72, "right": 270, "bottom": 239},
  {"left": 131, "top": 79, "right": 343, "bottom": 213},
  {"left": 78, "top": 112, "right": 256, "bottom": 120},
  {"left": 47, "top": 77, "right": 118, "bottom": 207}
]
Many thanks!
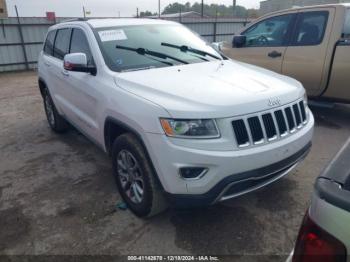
[{"left": 242, "top": 14, "right": 293, "bottom": 47}]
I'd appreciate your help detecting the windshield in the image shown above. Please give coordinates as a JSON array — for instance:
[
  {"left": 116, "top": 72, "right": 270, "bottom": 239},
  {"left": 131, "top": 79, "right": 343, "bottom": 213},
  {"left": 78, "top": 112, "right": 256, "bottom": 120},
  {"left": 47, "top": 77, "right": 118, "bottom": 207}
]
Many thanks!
[{"left": 94, "top": 24, "right": 222, "bottom": 72}]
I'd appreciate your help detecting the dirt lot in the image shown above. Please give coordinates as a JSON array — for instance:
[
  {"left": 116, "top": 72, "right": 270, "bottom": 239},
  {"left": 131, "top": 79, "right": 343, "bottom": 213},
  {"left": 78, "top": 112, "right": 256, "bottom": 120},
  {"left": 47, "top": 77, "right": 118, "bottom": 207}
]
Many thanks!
[{"left": 0, "top": 71, "right": 349, "bottom": 259}]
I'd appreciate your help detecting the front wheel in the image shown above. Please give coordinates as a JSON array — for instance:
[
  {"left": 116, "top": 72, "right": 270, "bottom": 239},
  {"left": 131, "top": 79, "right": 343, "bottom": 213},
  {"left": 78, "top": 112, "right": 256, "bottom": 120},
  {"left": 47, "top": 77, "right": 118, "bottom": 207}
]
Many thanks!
[
  {"left": 112, "top": 133, "right": 168, "bottom": 217},
  {"left": 43, "top": 88, "right": 69, "bottom": 133}
]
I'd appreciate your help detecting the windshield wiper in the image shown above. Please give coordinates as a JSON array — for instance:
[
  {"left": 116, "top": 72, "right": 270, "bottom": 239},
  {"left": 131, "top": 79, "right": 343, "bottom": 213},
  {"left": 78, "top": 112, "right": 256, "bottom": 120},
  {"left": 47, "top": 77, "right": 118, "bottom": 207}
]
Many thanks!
[
  {"left": 121, "top": 66, "right": 157, "bottom": 72},
  {"left": 161, "top": 42, "right": 222, "bottom": 60},
  {"left": 116, "top": 45, "right": 188, "bottom": 65}
]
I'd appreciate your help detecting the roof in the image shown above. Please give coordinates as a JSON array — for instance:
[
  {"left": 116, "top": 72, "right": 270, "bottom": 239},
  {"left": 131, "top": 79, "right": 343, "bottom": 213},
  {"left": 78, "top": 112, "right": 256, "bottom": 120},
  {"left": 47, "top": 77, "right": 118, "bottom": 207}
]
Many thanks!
[
  {"left": 55, "top": 18, "right": 177, "bottom": 28},
  {"left": 259, "top": 3, "right": 350, "bottom": 19},
  {"left": 86, "top": 18, "right": 177, "bottom": 28}
]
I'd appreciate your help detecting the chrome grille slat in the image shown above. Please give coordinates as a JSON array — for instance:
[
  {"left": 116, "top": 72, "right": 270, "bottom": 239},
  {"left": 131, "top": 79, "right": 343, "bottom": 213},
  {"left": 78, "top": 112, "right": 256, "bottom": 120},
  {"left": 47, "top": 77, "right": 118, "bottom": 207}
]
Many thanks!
[
  {"left": 271, "top": 111, "right": 281, "bottom": 137},
  {"left": 243, "top": 118, "right": 254, "bottom": 146},
  {"left": 258, "top": 115, "right": 269, "bottom": 142},
  {"left": 299, "top": 101, "right": 307, "bottom": 123},
  {"left": 232, "top": 100, "right": 308, "bottom": 148},
  {"left": 284, "top": 107, "right": 296, "bottom": 132},
  {"left": 293, "top": 103, "right": 302, "bottom": 127}
]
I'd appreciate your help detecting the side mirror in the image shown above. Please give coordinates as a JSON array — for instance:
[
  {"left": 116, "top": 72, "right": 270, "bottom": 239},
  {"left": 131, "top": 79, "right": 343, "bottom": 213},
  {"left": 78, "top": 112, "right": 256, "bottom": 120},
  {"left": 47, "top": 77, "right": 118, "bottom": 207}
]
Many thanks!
[
  {"left": 211, "top": 42, "right": 224, "bottom": 52},
  {"left": 63, "top": 53, "right": 96, "bottom": 75},
  {"left": 232, "top": 35, "right": 246, "bottom": 48}
]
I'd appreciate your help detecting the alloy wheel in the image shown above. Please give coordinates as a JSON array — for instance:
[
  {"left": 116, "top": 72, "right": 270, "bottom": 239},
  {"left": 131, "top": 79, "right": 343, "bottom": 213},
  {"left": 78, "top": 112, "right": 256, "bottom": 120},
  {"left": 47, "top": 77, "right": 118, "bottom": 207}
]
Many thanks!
[
  {"left": 45, "top": 94, "right": 55, "bottom": 126},
  {"left": 117, "top": 150, "right": 145, "bottom": 204}
]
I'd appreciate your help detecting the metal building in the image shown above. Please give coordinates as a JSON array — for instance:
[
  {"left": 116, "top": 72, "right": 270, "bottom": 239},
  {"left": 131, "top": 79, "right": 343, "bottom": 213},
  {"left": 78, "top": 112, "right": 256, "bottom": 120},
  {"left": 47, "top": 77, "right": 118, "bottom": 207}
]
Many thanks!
[{"left": 260, "top": 0, "right": 350, "bottom": 15}]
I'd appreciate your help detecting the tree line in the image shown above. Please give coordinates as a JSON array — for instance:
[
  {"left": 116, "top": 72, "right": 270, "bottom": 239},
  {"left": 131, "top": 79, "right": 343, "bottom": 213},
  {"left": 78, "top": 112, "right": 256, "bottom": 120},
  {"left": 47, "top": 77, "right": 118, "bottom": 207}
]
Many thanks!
[{"left": 140, "top": 2, "right": 259, "bottom": 18}]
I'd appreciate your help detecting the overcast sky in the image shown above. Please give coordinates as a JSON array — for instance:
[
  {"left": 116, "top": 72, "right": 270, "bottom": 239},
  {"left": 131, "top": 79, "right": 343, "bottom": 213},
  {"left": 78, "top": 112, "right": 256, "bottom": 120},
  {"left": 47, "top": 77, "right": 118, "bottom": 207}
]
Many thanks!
[{"left": 6, "top": 0, "right": 261, "bottom": 17}]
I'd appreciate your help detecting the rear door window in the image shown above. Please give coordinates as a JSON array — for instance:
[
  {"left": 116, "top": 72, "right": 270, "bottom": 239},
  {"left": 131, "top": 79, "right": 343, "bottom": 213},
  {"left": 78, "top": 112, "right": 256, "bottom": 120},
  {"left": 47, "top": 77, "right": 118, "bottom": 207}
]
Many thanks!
[
  {"left": 43, "top": 30, "right": 56, "bottom": 56},
  {"left": 292, "top": 11, "right": 329, "bottom": 46},
  {"left": 53, "top": 28, "right": 72, "bottom": 60},
  {"left": 343, "top": 9, "right": 350, "bottom": 38},
  {"left": 70, "top": 28, "right": 94, "bottom": 65}
]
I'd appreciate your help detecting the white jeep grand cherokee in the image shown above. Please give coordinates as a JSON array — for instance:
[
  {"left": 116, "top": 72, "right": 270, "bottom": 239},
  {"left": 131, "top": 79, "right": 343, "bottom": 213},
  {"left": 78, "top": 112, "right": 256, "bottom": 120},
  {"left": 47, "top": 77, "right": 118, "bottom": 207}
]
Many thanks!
[{"left": 38, "top": 18, "right": 314, "bottom": 217}]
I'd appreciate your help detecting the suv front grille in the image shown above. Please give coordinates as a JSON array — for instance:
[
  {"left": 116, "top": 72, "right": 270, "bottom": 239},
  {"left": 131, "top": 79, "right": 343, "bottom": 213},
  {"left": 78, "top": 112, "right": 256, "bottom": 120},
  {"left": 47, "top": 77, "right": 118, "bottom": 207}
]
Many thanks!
[{"left": 232, "top": 100, "right": 308, "bottom": 148}]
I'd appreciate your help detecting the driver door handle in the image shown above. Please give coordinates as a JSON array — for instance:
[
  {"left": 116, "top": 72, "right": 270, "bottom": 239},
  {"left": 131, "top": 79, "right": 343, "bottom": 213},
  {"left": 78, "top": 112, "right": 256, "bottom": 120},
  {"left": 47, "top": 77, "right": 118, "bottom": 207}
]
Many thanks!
[{"left": 268, "top": 51, "right": 282, "bottom": 58}]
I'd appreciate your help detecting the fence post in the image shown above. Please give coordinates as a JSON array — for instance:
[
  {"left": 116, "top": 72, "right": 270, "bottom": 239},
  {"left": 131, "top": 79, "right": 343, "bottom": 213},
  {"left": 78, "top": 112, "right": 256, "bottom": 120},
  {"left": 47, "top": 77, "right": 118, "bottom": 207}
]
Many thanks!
[
  {"left": 15, "top": 5, "right": 29, "bottom": 70},
  {"left": 179, "top": 7, "right": 182, "bottom": 23},
  {"left": 213, "top": 11, "right": 218, "bottom": 42},
  {"left": 1, "top": 19, "right": 5, "bottom": 38}
]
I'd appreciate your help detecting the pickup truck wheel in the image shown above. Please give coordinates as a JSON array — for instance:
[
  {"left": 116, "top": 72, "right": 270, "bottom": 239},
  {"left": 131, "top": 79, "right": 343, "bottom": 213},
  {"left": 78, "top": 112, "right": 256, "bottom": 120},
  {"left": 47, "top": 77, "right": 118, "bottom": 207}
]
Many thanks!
[
  {"left": 43, "top": 88, "right": 69, "bottom": 133},
  {"left": 112, "top": 133, "right": 168, "bottom": 217}
]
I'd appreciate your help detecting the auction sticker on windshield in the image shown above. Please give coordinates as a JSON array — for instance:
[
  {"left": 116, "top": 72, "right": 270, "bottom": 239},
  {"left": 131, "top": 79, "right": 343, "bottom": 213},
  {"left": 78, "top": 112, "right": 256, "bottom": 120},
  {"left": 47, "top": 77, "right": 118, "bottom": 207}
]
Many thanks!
[{"left": 98, "top": 29, "right": 127, "bottom": 42}]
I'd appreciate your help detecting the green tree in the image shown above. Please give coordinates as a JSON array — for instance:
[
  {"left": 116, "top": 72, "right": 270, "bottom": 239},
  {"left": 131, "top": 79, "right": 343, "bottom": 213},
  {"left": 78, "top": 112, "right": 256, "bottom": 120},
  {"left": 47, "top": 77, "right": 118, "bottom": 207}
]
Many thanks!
[
  {"left": 140, "top": 11, "right": 156, "bottom": 17},
  {"left": 161, "top": 1, "right": 257, "bottom": 18}
]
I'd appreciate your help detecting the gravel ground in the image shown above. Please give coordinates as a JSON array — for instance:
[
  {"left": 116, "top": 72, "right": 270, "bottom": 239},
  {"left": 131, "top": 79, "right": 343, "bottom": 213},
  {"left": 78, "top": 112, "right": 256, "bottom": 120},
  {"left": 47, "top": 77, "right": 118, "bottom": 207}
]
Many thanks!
[{"left": 0, "top": 71, "right": 349, "bottom": 260}]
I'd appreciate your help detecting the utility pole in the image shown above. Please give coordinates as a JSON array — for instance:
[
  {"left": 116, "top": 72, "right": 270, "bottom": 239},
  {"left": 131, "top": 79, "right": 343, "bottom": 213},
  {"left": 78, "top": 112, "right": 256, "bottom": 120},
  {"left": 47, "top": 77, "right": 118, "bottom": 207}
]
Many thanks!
[
  {"left": 233, "top": 0, "right": 236, "bottom": 18},
  {"left": 83, "top": 6, "right": 86, "bottom": 18},
  {"left": 158, "top": 0, "right": 161, "bottom": 18},
  {"left": 15, "top": 5, "right": 29, "bottom": 70},
  {"left": 136, "top": 8, "right": 139, "bottom": 18},
  {"left": 201, "top": 0, "right": 204, "bottom": 17},
  {"left": 179, "top": 6, "right": 182, "bottom": 23}
]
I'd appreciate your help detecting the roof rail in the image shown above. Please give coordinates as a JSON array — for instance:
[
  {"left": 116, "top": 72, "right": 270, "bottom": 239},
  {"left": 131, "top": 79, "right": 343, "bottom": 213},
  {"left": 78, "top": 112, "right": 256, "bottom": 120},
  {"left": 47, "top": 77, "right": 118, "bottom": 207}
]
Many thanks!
[{"left": 61, "top": 18, "right": 88, "bottom": 23}]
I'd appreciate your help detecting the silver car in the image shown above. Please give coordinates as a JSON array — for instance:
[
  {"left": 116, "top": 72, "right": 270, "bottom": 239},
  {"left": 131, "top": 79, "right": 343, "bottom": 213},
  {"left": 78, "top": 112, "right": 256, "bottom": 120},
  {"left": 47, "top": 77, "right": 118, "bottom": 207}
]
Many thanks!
[{"left": 289, "top": 138, "right": 350, "bottom": 261}]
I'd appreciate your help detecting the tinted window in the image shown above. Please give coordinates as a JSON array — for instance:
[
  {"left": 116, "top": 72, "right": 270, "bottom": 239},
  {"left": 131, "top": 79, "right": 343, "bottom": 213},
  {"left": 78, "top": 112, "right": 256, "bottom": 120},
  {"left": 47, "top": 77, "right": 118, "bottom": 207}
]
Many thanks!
[
  {"left": 43, "top": 30, "right": 56, "bottom": 56},
  {"left": 53, "top": 28, "right": 72, "bottom": 60},
  {"left": 292, "top": 11, "right": 328, "bottom": 46},
  {"left": 344, "top": 9, "right": 350, "bottom": 38},
  {"left": 70, "top": 28, "right": 93, "bottom": 65},
  {"left": 242, "top": 14, "right": 293, "bottom": 47}
]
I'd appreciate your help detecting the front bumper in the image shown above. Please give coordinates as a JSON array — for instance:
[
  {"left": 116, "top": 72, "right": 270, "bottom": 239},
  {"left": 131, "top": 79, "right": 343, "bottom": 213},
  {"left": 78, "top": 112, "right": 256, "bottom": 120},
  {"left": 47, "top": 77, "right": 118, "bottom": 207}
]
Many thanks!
[
  {"left": 165, "top": 141, "right": 311, "bottom": 207},
  {"left": 143, "top": 112, "right": 314, "bottom": 204}
]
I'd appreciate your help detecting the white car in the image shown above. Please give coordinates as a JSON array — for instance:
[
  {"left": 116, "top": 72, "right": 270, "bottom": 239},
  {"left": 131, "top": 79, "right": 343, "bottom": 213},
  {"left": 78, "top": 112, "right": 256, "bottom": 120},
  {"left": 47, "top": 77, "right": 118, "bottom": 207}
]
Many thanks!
[
  {"left": 288, "top": 138, "right": 350, "bottom": 262},
  {"left": 38, "top": 18, "right": 314, "bottom": 217}
]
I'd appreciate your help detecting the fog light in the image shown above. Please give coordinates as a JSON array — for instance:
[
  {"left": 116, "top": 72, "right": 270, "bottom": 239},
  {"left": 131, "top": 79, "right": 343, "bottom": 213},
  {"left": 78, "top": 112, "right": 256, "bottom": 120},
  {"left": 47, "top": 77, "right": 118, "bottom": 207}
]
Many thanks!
[{"left": 179, "top": 167, "right": 208, "bottom": 180}]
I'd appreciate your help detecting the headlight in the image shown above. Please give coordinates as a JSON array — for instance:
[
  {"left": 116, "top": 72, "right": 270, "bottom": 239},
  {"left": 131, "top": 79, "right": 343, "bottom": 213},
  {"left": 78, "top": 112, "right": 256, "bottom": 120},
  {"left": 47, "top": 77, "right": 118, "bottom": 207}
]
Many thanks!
[{"left": 160, "top": 118, "right": 220, "bottom": 138}]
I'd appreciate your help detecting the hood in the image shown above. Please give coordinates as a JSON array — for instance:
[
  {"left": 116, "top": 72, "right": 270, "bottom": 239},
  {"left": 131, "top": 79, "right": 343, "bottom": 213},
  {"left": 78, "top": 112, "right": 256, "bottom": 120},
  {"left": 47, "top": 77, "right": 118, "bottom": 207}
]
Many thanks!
[{"left": 114, "top": 60, "right": 305, "bottom": 118}]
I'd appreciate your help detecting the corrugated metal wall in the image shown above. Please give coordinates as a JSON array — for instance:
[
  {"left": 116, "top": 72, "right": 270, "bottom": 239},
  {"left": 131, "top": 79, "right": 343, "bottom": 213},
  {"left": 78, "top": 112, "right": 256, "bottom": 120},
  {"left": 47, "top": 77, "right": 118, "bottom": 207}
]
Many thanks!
[{"left": 0, "top": 17, "right": 250, "bottom": 72}]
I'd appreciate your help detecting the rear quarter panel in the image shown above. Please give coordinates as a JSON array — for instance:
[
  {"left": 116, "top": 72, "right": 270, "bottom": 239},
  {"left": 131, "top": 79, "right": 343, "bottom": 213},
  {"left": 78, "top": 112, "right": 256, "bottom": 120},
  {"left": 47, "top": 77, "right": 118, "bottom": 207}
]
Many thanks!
[{"left": 310, "top": 193, "right": 350, "bottom": 260}]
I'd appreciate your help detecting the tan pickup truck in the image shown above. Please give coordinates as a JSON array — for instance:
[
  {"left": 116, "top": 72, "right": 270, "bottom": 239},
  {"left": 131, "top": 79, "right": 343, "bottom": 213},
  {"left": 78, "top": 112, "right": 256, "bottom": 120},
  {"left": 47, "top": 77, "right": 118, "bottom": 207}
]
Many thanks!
[{"left": 223, "top": 4, "right": 350, "bottom": 103}]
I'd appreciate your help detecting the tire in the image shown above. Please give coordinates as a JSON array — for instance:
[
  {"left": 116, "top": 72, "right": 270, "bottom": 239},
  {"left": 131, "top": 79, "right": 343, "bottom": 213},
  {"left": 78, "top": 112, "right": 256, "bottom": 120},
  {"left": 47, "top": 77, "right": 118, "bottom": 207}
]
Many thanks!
[
  {"left": 43, "top": 88, "right": 69, "bottom": 133},
  {"left": 112, "top": 133, "right": 168, "bottom": 217}
]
